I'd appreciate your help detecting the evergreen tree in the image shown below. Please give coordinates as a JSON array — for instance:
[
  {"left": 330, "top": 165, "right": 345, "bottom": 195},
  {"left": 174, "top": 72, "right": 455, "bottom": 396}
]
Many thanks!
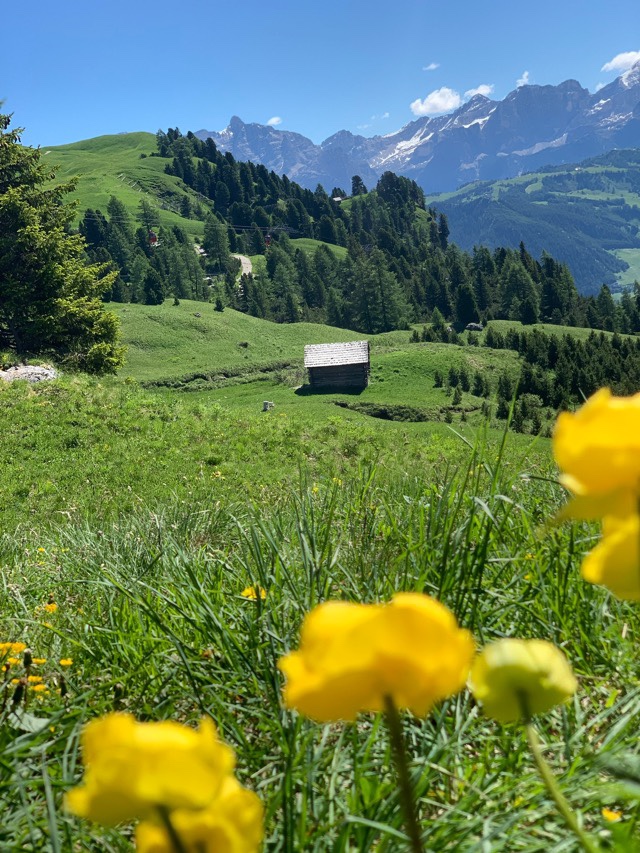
[
  {"left": 0, "top": 112, "right": 124, "bottom": 372},
  {"left": 351, "top": 175, "right": 368, "bottom": 196},
  {"left": 203, "top": 215, "right": 230, "bottom": 272},
  {"left": 143, "top": 269, "right": 164, "bottom": 305},
  {"left": 137, "top": 197, "right": 160, "bottom": 232}
]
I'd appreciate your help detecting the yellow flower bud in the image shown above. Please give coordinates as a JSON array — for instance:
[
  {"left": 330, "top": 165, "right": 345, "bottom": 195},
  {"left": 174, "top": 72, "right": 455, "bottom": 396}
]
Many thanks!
[
  {"left": 469, "top": 638, "right": 577, "bottom": 722},
  {"left": 278, "top": 593, "right": 474, "bottom": 722}
]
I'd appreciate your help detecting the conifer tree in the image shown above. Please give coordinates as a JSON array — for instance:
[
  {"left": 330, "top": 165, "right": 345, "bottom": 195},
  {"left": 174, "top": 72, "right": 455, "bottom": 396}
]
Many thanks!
[{"left": 0, "top": 112, "right": 124, "bottom": 372}]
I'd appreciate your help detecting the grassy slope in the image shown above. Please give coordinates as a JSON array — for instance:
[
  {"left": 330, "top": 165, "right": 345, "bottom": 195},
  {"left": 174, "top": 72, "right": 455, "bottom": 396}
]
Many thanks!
[
  {"left": 108, "top": 300, "right": 379, "bottom": 381},
  {"left": 45, "top": 135, "right": 356, "bottom": 264},
  {"left": 45, "top": 132, "right": 205, "bottom": 238},
  {"left": 3, "top": 306, "right": 640, "bottom": 848},
  {"left": 2, "top": 372, "right": 639, "bottom": 851}
]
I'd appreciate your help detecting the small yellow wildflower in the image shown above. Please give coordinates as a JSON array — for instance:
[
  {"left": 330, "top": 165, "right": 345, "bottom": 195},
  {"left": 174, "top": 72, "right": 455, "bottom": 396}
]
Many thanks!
[
  {"left": 44, "top": 602, "right": 58, "bottom": 614},
  {"left": 37, "top": 547, "right": 46, "bottom": 553},
  {"left": 32, "top": 658, "right": 47, "bottom": 665},
  {"left": 59, "top": 658, "right": 73, "bottom": 667},
  {"left": 601, "top": 807, "right": 622, "bottom": 822},
  {"left": 241, "top": 585, "right": 267, "bottom": 601},
  {"left": 553, "top": 388, "right": 640, "bottom": 508},
  {"left": 31, "top": 683, "right": 49, "bottom": 694},
  {"left": 0, "top": 642, "right": 26, "bottom": 656}
]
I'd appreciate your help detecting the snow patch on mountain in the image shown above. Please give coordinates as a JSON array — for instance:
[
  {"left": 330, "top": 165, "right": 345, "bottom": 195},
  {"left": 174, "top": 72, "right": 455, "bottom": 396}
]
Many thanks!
[{"left": 195, "top": 63, "right": 640, "bottom": 193}]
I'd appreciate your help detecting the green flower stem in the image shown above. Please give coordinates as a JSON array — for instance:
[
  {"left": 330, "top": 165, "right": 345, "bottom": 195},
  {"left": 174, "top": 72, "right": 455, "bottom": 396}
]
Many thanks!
[
  {"left": 157, "top": 806, "right": 188, "bottom": 853},
  {"left": 383, "top": 695, "right": 424, "bottom": 853},
  {"left": 524, "top": 722, "right": 599, "bottom": 853}
]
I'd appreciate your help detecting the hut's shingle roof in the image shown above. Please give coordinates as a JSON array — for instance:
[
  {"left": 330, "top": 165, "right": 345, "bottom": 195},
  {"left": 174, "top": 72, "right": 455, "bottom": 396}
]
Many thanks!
[{"left": 304, "top": 340, "right": 369, "bottom": 368}]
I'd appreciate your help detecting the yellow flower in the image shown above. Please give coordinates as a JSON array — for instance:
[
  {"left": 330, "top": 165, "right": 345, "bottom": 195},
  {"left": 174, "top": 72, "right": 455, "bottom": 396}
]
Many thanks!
[
  {"left": 31, "top": 683, "right": 49, "bottom": 694},
  {"left": 65, "top": 713, "right": 235, "bottom": 826},
  {"left": 11, "top": 675, "right": 43, "bottom": 685},
  {"left": 44, "top": 602, "right": 58, "bottom": 614},
  {"left": 553, "top": 389, "right": 640, "bottom": 516},
  {"left": 240, "top": 585, "right": 266, "bottom": 601},
  {"left": 59, "top": 658, "right": 73, "bottom": 667},
  {"left": 601, "top": 807, "right": 622, "bottom": 822},
  {"left": 469, "top": 638, "right": 577, "bottom": 723},
  {"left": 278, "top": 593, "right": 474, "bottom": 722},
  {"left": 135, "top": 776, "right": 263, "bottom": 853},
  {"left": 0, "top": 642, "right": 26, "bottom": 656},
  {"left": 32, "top": 658, "right": 47, "bottom": 665},
  {"left": 581, "top": 514, "right": 640, "bottom": 600}
]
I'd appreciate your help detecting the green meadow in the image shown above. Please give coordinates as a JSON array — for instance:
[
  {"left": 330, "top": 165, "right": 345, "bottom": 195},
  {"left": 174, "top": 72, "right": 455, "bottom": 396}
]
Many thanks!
[
  {"left": 45, "top": 133, "right": 205, "bottom": 239},
  {"left": 1, "top": 304, "right": 639, "bottom": 851}
]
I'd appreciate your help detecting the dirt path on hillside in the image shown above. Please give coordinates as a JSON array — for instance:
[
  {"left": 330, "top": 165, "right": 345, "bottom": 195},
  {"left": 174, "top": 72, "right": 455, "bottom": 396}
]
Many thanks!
[{"left": 232, "top": 254, "right": 252, "bottom": 276}]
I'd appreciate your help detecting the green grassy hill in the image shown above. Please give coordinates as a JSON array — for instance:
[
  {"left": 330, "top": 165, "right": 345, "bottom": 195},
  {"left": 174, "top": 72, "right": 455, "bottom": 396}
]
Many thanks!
[
  {"left": 107, "top": 300, "right": 521, "bottom": 430},
  {"left": 45, "top": 132, "right": 205, "bottom": 238},
  {"left": 426, "top": 148, "right": 640, "bottom": 294}
]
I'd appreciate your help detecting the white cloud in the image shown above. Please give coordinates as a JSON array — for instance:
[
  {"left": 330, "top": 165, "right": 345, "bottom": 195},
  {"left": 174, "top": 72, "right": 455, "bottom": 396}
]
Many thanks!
[
  {"left": 464, "top": 83, "right": 494, "bottom": 98},
  {"left": 595, "top": 81, "right": 606, "bottom": 92},
  {"left": 266, "top": 116, "right": 282, "bottom": 127},
  {"left": 516, "top": 71, "right": 530, "bottom": 88},
  {"left": 410, "top": 86, "right": 462, "bottom": 116},
  {"left": 601, "top": 50, "right": 640, "bottom": 73},
  {"left": 423, "top": 62, "right": 439, "bottom": 71},
  {"left": 369, "top": 111, "right": 390, "bottom": 121}
]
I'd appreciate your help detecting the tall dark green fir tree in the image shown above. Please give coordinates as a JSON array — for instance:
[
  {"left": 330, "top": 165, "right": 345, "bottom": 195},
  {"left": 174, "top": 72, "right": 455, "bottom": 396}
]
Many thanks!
[{"left": 0, "top": 112, "right": 124, "bottom": 373}]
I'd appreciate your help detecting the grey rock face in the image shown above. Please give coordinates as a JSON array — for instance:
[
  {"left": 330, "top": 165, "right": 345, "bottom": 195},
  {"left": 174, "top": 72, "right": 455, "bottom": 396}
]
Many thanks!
[{"left": 195, "top": 64, "right": 640, "bottom": 192}]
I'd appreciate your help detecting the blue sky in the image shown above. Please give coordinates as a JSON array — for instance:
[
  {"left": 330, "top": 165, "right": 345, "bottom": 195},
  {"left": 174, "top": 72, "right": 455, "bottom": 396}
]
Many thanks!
[{"left": 3, "top": 0, "right": 640, "bottom": 147}]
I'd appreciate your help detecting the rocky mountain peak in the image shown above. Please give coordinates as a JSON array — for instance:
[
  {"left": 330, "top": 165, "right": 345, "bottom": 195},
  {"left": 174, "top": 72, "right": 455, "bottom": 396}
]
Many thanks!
[{"left": 195, "top": 66, "right": 640, "bottom": 193}]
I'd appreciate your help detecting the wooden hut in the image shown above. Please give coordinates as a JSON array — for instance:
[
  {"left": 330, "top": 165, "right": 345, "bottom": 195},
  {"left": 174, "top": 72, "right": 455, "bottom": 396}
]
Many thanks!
[{"left": 304, "top": 341, "right": 370, "bottom": 390}]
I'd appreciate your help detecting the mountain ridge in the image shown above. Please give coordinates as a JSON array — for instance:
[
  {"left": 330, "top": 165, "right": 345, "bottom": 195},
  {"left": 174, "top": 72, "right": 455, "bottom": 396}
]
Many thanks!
[{"left": 195, "top": 63, "right": 640, "bottom": 193}]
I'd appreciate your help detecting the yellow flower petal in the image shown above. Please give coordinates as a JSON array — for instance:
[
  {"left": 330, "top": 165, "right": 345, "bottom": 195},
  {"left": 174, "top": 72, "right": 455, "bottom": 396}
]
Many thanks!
[
  {"left": 581, "top": 514, "right": 640, "bottom": 600},
  {"left": 601, "top": 807, "right": 622, "bottom": 822},
  {"left": 65, "top": 714, "right": 235, "bottom": 826},
  {"left": 553, "top": 389, "right": 640, "bottom": 498},
  {"left": 240, "top": 585, "right": 266, "bottom": 601},
  {"left": 135, "top": 777, "right": 263, "bottom": 853},
  {"left": 278, "top": 593, "right": 474, "bottom": 722}
]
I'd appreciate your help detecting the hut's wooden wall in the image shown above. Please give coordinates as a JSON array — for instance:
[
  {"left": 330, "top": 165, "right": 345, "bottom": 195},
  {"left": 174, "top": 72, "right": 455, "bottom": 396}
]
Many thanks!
[{"left": 308, "top": 364, "right": 369, "bottom": 389}]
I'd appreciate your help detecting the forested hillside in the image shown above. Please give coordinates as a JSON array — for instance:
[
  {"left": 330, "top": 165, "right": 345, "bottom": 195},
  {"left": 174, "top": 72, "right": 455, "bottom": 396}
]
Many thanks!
[
  {"left": 428, "top": 149, "right": 640, "bottom": 295},
  {"left": 75, "top": 128, "right": 640, "bottom": 336}
]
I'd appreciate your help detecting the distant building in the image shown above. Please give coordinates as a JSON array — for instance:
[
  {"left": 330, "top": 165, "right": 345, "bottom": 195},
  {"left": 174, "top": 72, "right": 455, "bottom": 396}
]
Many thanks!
[{"left": 304, "top": 341, "right": 370, "bottom": 390}]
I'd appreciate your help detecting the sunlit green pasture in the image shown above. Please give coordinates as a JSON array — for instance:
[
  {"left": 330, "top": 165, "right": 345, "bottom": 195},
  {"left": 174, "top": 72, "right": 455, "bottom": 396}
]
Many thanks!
[{"left": 1, "top": 304, "right": 639, "bottom": 850}]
